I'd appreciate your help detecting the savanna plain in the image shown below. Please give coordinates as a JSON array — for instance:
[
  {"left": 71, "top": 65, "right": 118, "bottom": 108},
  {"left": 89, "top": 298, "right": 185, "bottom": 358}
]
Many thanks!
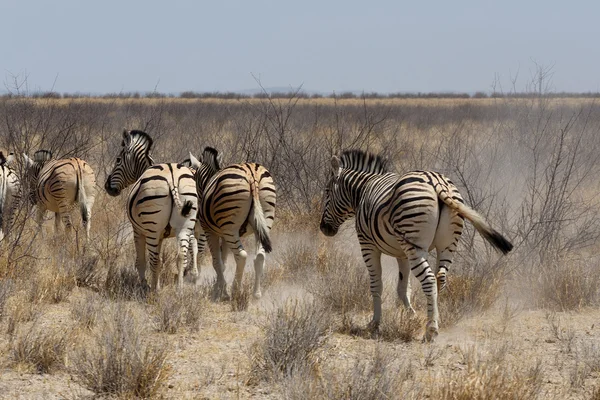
[{"left": 0, "top": 95, "right": 599, "bottom": 399}]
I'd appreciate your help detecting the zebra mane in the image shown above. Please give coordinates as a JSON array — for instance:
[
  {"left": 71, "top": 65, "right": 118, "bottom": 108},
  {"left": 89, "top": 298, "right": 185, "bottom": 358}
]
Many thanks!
[
  {"left": 125, "top": 130, "right": 154, "bottom": 152},
  {"left": 339, "top": 150, "right": 388, "bottom": 174},
  {"left": 202, "top": 146, "right": 221, "bottom": 171},
  {"left": 34, "top": 150, "right": 53, "bottom": 163},
  {"left": 0, "top": 151, "right": 5, "bottom": 165}
]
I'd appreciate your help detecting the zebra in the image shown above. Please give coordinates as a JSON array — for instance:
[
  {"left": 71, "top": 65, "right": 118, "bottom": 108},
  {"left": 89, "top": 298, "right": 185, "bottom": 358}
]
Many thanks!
[
  {"left": 104, "top": 129, "right": 199, "bottom": 291},
  {"left": 0, "top": 151, "right": 20, "bottom": 242},
  {"left": 319, "top": 150, "right": 512, "bottom": 341},
  {"left": 23, "top": 150, "right": 97, "bottom": 240},
  {"left": 188, "top": 149, "right": 276, "bottom": 300}
]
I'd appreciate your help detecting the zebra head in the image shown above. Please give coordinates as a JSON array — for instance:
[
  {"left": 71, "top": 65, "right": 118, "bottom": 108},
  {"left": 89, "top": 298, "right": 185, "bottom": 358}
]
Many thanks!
[
  {"left": 23, "top": 150, "right": 52, "bottom": 204},
  {"left": 105, "top": 130, "right": 154, "bottom": 196},
  {"left": 188, "top": 146, "right": 222, "bottom": 193},
  {"left": 320, "top": 150, "right": 389, "bottom": 237}
]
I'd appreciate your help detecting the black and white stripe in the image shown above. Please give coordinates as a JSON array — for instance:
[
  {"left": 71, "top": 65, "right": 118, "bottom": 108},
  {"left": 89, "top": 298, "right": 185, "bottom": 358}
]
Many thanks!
[
  {"left": 105, "top": 130, "right": 199, "bottom": 291},
  {"left": 189, "top": 149, "right": 276, "bottom": 299},
  {"left": 0, "top": 151, "right": 20, "bottom": 242},
  {"left": 320, "top": 150, "right": 512, "bottom": 341},
  {"left": 23, "top": 150, "right": 96, "bottom": 239}
]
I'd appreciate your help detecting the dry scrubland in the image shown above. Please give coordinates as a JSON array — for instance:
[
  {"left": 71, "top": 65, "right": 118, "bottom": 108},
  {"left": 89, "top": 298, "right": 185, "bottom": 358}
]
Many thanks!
[{"left": 0, "top": 96, "right": 600, "bottom": 399}]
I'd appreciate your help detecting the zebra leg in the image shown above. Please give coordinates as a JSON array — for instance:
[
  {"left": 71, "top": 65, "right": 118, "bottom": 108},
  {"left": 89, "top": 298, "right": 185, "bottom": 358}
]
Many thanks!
[
  {"left": 175, "top": 230, "right": 192, "bottom": 291},
  {"left": 133, "top": 232, "right": 149, "bottom": 289},
  {"left": 253, "top": 243, "right": 266, "bottom": 299},
  {"left": 148, "top": 237, "right": 164, "bottom": 291},
  {"left": 188, "top": 234, "right": 199, "bottom": 284},
  {"left": 207, "top": 233, "right": 229, "bottom": 301},
  {"left": 361, "top": 244, "right": 383, "bottom": 332},
  {"left": 396, "top": 257, "right": 416, "bottom": 314},
  {"left": 433, "top": 207, "right": 463, "bottom": 292},
  {"left": 228, "top": 235, "right": 248, "bottom": 298},
  {"left": 407, "top": 248, "right": 439, "bottom": 342}
]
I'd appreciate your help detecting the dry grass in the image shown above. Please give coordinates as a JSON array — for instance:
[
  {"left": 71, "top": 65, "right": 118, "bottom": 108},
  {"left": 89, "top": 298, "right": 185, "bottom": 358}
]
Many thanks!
[
  {"left": 71, "top": 291, "right": 106, "bottom": 330},
  {"left": 431, "top": 345, "right": 544, "bottom": 400},
  {"left": 249, "top": 300, "right": 330, "bottom": 383},
  {"left": 0, "top": 278, "right": 14, "bottom": 321},
  {"left": 10, "top": 324, "right": 68, "bottom": 373},
  {"left": 230, "top": 278, "right": 253, "bottom": 312},
  {"left": 71, "top": 304, "right": 171, "bottom": 398},
  {"left": 27, "top": 263, "right": 76, "bottom": 304},
  {"left": 154, "top": 286, "right": 207, "bottom": 333}
]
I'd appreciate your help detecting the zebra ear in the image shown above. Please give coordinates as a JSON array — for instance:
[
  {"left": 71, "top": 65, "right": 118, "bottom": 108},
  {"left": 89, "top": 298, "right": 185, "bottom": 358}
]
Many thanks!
[
  {"left": 23, "top": 153, "right": 34, "bottom": 168},
  {"left": 331, "top": 155, "right": 341, "bottom": 177},
  {"left": 189, "top": 152, "right": 201, "bottom": 169},
  {"left": 122, "top": 129, "right": 131, "bottom": 146}
]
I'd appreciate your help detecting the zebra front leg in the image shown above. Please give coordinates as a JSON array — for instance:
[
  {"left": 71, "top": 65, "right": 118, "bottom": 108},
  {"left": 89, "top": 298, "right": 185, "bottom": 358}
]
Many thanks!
[
  {"left": 133, "top": 232, "right": 149, "bottom": 290},
  {"left": 148, "top": 237, "right": 164, "bottom": 291},
  {"left": 396, "top": 257, "right": 416, "bottom": 314},
  {"left": 408, "top": 249, "right": 439, "bottom": 342},
  {"left": 361, "top": 244, "right": 383, "bottom": 332},
  {"left": 207, "top": 233, "right": 229, "bottom": 301}
]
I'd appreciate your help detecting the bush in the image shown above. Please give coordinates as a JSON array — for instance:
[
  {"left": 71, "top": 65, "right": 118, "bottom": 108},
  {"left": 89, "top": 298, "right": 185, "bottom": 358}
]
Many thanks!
[
  {"left": 250, "top": 300, "right": 330, "bottom": 383},
  {"left": 71, "top": 291, "right": 106, "bottom": 330},
  {"left": 10, "top": 325, "right": 68, "bottom": 373},
  {"left": 71, "top": 305, "right": 171, "bottom": 398},
  {"left": 154, "top": 286, "right": 207, "bottom": 333}
]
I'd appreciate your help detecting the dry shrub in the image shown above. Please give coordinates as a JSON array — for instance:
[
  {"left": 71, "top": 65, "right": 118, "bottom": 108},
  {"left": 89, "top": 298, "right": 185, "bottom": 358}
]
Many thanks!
[
  {"left": 10, "top": 324, "right": 68, "bottom": 373},
  {"left": 71, "top": 291, "right": 106, "bottom": 330},
  {"left": 0, "top": 278, "right": 15, "bottom": 321},
  {"left": 6, "top": 298, "right": 40, "bottom": 336},
  {"left": 154, "top": 286, "right": 206, "bottom": 333},
  {"left": 279, "top": 238, "right": 318, "bottom": 279},
  {"left": 74, "top": 255, "right": 105, "bottom": 290},
  {"left": 379, "top": 309, "right": 425, "bottom": 342},
  {"left": 283, "top": 347, "right": 411, "bottom": 399},
  {"left": 104, "top": 264, "right": 145, "bottom": 301},
  {"left": 535, "top": 256, "right": 600, "bottom": 310},
  {"left": 230, "top": 278, "right": 252, "bottom": 312},
  {"left": 431, "top": 345, "right": 543, "bottom": 400},
  {"left": 28, "top": 264, "right": 76, "bottom": 304},
  {"left": 71, "top": 305, "right": 171, "bottom": 398},
  {"left": 250, "top": 300, "right": 330, "bottom": 383},
  {"left": 437, "top": 269, "right": 501, "bottom": 328},
  {"left": 309, "top": 245, "right": 371, "bottom": 314}
]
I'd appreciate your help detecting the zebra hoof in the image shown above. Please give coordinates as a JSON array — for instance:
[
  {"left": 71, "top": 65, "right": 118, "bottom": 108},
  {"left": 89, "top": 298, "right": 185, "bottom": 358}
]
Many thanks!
[
  {"left": 423, "top": 322, "right": 439, "bottom": 343},
  {"left": 253, "top": 291, "right": 262, "bottom": 300},
  {"left": 366, "top": 319, "right": 380, "bottom": 333}
]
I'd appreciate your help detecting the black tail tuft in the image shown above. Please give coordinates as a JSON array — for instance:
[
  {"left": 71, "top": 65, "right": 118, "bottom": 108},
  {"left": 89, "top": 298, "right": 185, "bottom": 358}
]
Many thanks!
[
  {"left": 181, "top": 200, "right": 193, "bottom": 217},
  {"left": 261, "top": 234, "right": 273, "bottom": 253},
  {"left": 482, "top": 230, "right": 513, "bottom": 255}
]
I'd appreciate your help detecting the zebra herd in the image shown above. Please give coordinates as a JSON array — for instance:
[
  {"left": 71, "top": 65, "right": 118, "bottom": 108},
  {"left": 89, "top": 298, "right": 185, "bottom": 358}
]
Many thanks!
[{"left": 0, "top": 130, "right": 512, "bottom": 341}]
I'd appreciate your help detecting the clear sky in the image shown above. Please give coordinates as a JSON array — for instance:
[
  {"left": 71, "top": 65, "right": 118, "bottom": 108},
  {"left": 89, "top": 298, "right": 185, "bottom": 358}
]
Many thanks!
[{"left": 1, "top": 0, "right": 598, "bottom": 94}]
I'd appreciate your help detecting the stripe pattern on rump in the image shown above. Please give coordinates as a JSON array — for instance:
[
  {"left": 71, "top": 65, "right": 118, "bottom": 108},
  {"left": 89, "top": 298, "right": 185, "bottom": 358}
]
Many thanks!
[
  {"left": 191, "top": 151, "right": 276, "bottom": 300},
  {"left": 24, "top": 150, "right": 97, "bottom": 239},
  {"left": 319, "top": 150, "right": 512, "bottom": 342}
]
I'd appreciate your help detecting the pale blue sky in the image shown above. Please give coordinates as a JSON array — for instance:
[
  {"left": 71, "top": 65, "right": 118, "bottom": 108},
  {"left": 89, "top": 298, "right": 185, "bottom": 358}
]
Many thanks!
[{"left": 1, "top": 0, "right": 598, "bottom": 94}]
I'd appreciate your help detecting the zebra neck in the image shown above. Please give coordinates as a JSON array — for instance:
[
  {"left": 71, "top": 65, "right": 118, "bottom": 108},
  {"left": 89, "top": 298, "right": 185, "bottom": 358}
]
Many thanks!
[{"left": 339, "top": 170, "right": 379, "bottom": 210}]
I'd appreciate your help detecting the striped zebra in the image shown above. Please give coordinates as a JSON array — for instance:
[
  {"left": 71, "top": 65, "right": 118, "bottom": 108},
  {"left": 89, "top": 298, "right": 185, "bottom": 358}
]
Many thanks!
[
  {"left": 23, "top": 150, "right": 96, "bottom": 240},
  {"left": 188, "top": 150, "right": 276, "bottom": 300},
  {"left": 105, "top": 130, "right": 199, "bottom": 291},
  {"left": 0, "top": 151, "right": 20, "bottom": 242},
  {"left": 319, "top": 150, "right": 512, "bottom": 341}
]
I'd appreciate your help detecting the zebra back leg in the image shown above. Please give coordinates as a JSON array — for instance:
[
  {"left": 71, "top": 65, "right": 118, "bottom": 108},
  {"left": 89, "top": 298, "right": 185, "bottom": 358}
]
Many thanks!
[
  {"left": 432, "top": 206, "right": 463, "bottom": 292},
  {"left": 396, "top": 256, "right": 416, "bottom": 314},
  {"left": 226, "top": 234, "right": 248, "bottom": 298},
  {"left": 175, "top": 229, "right": 194, "bottom": 290},
  {"left": 133, "top": 232, "right": 149, "bottom": 290},
  {"left": 148, "top": 237, "right": 164, "bottom": 291},
  {"left": 405, "top": 246, "right": 439, "bottom": 342},
  {"left": 360, "top": 243, "right": 384, "bottom": 332},
  {"left": 253, "top": 243, "right": 266, "bottom": 299},
  {"left": 207, "top": 233, "right": 229, "bottom": 301}
]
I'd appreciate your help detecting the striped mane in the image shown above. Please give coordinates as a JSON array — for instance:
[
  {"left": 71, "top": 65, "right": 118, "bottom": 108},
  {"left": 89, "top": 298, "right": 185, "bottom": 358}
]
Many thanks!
[
  {"left": 34, "top": 150, "right": 53, "bottom": 163},
  {"left": 339, "top": 150, "right": 388, "bottom": 174},
  {"left": 124, "top": 130, "right": 153, "bottom": 152},
  {"left": 0, "top": 151, "right": 5, "bottom": 165},
  {"left": 202, "top": 146, "right": 221, "bottom": 171}
]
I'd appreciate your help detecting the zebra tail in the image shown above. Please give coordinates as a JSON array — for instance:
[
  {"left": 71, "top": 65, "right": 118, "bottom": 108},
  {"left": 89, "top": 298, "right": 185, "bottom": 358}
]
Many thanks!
[
  {"left": 166, "top": 178, "right": 193, "bottom": 217},
  {"left": 249, "top": 187, "right": 272, "bottom": 253},
  {"left": 436, "top": 190, "right": 513, "bottom": 255},
  {"left": 76, "top": 164, "right": 90, "bottom": 225}
]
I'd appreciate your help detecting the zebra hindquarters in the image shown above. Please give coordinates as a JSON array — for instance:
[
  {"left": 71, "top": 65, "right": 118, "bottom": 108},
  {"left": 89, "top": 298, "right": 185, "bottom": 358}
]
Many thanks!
[{"left": 77, "top": 160, "right": 97, "bottom": 240}]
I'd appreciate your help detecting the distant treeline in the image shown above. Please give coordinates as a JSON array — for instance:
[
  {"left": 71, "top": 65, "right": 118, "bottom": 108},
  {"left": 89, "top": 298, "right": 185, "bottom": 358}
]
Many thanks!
[{"left": 3, "top": 90, "right": 600, "bottom": 100}]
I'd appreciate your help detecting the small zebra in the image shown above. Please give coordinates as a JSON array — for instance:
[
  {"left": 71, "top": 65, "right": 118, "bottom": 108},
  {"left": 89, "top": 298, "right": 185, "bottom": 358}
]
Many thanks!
[
  {"left": 319, "top": 150, "right": 512, "bottom": 341},
  {"left": 105, "top": 130, "right": 199, "bottom": 291},
  {"left": 189, "top": 149, "right": 276, "bottom": 299},
  {"left": 23, "top": 150, "right": 96, "bottom": 239},
  {"left": 0, "top": 151, "right": 20, "bottom": 242}
]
